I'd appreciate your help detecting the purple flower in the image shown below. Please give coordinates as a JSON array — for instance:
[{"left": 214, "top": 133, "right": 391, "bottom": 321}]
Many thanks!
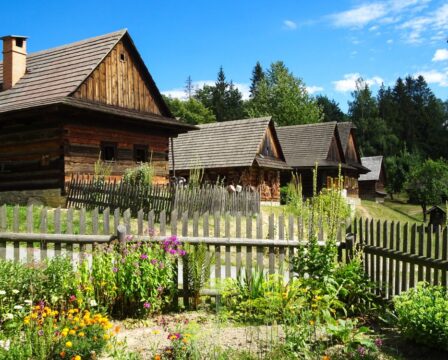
[
  {"left": 125, "top": 235, "right": 134, "bottom": 241},
  {"left": 151, "top": 259, "right": 158, "bottom": 265},
  {"left": 148, "top": 228, "right": 155, "bottom": 237},
  {"left": 112, "top": 267, "right": 119, "bottom": 273},
  {"left": 375, "top": 338, "right": 383, "bottom": 347},
  {"left": 179, "top": 250, "right": 186, "bottom": 256},
  {"left": 143, "top": 302, "right": 151, "bottom": 309},
  {"left": 357, "top": 346, "right": 366, "bottom": 357},
  {"left": 140, "top": 254, "right": 148, "bottom": 260},
  {"left": 169, "top": 249, "right": 176, "bottom": 255},
  {"left": 38, "top": 329, "right": 44, "bottom": 336}
]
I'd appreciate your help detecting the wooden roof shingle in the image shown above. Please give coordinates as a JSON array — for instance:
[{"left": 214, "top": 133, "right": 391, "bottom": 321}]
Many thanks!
[
  {"left": 359, "top": 156, "right": 384, "bottom": 181},
  {"left": 170, "top": 117, "right": 289, "bottom": 170},
  {"left": 277, "top": 122, "right": 345, "bottom": 168}
]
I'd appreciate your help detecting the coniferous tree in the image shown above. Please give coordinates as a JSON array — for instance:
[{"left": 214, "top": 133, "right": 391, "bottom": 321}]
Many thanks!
[
  {"left": 249, "top": 61, "right": 265, "bottom": 98},
  {"left": 316, "top": 95, "right": 347, "bottom": 122}
]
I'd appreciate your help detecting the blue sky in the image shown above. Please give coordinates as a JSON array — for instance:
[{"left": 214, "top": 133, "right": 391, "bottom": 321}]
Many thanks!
[{"left": 1, "top": 0, "right": 447, "bottom": 111}]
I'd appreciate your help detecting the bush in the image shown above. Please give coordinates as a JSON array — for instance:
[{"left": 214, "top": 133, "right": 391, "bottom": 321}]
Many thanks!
[
  {"left": 393, "top": 283, "right": 448, "bottom": 350},
  {"left": 123, "top": 163, "right": 155, "bottom": 187},
  {"left": 79, "top": 236, "right": 186, "bottom": 317}
]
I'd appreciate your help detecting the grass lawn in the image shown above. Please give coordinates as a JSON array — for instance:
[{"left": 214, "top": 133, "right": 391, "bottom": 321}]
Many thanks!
[{"left": 356, "top": 199, "right": 424, "bottom": 224}]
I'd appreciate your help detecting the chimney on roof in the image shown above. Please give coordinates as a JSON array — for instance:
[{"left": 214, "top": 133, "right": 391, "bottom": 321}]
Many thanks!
[{"left": 1, "top": 35, "right": 27, "bottom": 90}]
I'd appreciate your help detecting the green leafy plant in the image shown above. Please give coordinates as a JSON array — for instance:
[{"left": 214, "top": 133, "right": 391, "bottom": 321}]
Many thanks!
[
  {"left": 393, "top": 283, "right": 448, "bottom": 350},
  {"left": 94, "top": 152, "right": 113, "bottom": 179},
  {"left": 123, "top": 162, "right": 155, "bottom": 187},
  {"left": 184, "top": 242, "right": 212, "bottom": 309}
]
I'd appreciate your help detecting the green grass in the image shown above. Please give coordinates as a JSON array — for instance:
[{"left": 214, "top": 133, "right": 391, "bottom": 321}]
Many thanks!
[{"left": 356, "top": 199, "right": 424, "bottom": 224}]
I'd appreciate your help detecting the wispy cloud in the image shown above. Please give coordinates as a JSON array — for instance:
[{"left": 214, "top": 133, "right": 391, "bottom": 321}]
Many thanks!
[
  {"left": 330, "top": 3, "right": 387, "bottom": 28},
  {"left": 333, "top": 73, "right": 384, "bottom": 92},
  {"left": 432, "top": 49, "right": 448, "bottom": 62},
  {"left": 162, "top": 80, "right": 251, "bottom": 100},
  {"left": 283, "top": 20, "right": 298, "bottom": 30},
  {"left": 306, "top": 85, "right": 324, "bottom": 94},
  {"left": 415, "top": 69, "right": 448, "bottom": 87}
]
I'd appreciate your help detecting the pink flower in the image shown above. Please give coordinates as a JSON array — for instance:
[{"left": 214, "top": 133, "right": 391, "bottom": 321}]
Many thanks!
[
  {"left": 143, "top": 302, "right": 151, "bottom": 309},
  {"left": 140, "top": 254, "right": 148, "bottom": 260}
]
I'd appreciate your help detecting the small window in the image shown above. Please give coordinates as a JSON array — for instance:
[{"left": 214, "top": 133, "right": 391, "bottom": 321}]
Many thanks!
[
  {"left": 16, "top": 38, "right": 23, "bottom": 48},
  {"left": 133, "top": 145, "right": 148, "bottom": 163},
  {"left": 120, "top": 53, "right": 126, "bottom": 62},
  {"left": 101, "top": 142, "right": 117, "bottom": 161}
]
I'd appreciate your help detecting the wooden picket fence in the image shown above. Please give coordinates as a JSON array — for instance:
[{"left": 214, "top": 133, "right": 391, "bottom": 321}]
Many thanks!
[
  {"left": 65, "top": 177, "right": 260, "bottom": 219},
  {"left": 173, "top": 184, "right": 260, "bottom": 216},
  {"left": 2, "top": 203, "right": 448, "bottom": 300},
  {"left": 353, "top": 218, "right": 448, "bottom": 299}
]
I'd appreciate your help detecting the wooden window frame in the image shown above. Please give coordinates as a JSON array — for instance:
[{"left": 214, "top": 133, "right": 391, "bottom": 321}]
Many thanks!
[
  {"left": 100, "top": 142, "right": 118, "bottom": 162},
  {"left": 133, "top": 144, "right": 149, "bottom": 163}
]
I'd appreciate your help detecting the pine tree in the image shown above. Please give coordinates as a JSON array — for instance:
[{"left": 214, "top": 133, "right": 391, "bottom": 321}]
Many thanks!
[{"left": 249, "top": 62, "right": 265, "bottom": 98}]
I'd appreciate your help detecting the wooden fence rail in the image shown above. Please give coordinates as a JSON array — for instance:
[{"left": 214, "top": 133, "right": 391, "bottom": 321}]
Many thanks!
[{"left": 354, "top": 218, "right": 448, "bottom": 299}]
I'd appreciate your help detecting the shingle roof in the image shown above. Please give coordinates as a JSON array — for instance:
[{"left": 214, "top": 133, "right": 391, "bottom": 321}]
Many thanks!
[
  {"left": 359, "top": 156, "right": 384, "bottom": 181},
  {"left": 0, "top": 29, "right": 175, "bottom": 122},
  {"left": 170, "top": 117, "right": 289, "bottom": 170},
  {"left": 0, "top": 30, "right": 126, "bottom": 112},
  {"left": 277, "top": 122, "right": 344, "bottom": 168}
]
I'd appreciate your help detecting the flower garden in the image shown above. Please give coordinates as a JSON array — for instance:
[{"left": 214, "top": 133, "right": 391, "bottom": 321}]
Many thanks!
[{"left": 0, "top": 226, "right": 447, "bottom": 360}]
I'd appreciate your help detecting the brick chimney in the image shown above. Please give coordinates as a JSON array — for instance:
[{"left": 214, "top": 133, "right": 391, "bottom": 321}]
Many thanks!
[{"left": 1, "top": 35, "right": 28, "bottom": 90}]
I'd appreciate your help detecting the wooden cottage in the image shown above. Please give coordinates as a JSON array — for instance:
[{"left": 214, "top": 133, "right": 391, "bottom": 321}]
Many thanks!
[
  {"left": 337, "top": 122, "right": 370, "bottom": 197},
  {"left": 277, "top": 122, "right": 368, "bottom": 198},
  {"left": 170, "top": 117, "right": 290, "bottom": 202},
  {"left": 425, "top": 205, "right": 446, "bottom": 230},
  {"left": 0, "top": 30, "right": 194, "bottom": 205},
  {"left": 359, "top": 156, "right": 387, "bottom": 202}
]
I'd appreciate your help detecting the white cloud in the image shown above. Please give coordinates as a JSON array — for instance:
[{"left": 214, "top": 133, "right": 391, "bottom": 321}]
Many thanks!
[
  {"left": 415, "top": 70, "right": 448, "bottom": 86},
  {"left": 432, "top": 49, "right": 448, "bottom": 62},
  {"left": 333, "top": 73, "right": 384, "bottom": 92},
  {"left": 162, "top": 80, "right": 251, "bottom": 101},
  {"left": 386, "top": 39, "right": 394, "bottom": 44},
  {"left": 331, "top": 3, "right": 387, "bottom": 28},
  {"left": 306, "top": 86, "right": 324, "bottom": 94},
  {"left": 283, "top": 20, "right": 297, "bottom": 30}
]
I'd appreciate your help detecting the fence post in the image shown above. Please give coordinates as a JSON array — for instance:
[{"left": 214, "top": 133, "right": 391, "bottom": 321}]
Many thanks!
[
  {"left": 345, "top": 232, "right": 354, "bottom": 263},
  {"left": 117, "top": 225, "right": 127, "bottom": 251}
]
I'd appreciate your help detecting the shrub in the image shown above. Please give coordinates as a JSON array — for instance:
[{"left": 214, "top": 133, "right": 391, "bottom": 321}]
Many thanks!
[
  {"left": 79, "top": 236, "right": 186, "bottom": 317},
  {"left": 123, "top": 163, "right": 155, "bottom": 187},
  {"left": 393, "top": 283, "right": 448, "bottom": 350}
]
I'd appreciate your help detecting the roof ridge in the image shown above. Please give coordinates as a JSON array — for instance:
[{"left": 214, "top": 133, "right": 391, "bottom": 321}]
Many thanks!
[
  {"left": 277, "top": 121, "right": 337, "bottom": 129},
  {"left": 198, "top": 116, "right": 271, "bottom": 128},
  {"left": 24, "top": 29, "right": 127, "bottom": 58}
]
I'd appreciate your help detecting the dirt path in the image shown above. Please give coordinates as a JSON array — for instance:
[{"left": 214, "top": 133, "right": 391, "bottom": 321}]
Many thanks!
[{"left": 356, "top": 204, "right": 371, "bottom": 219}]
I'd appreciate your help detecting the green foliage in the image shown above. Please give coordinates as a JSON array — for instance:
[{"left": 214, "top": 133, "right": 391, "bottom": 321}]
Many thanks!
[
  {"left": 163, "top": 96, "right": 216, "bottom": 125},
  {"left": 94, "top": 153, "right": 113, "bottom": 179},
  {"left": 405, "top": 158, "right": 448, "bottom": 220},
  {"left": 123, "top": 162, "right": 155, "bottom": 187},
  {"left": 385, "top": 148, "right": 420, "bottom": 198},
  {"left": 188, "top": 161, "right": 204, "bottom": 189},
  {"left": 80, "top": 236, "right": 185, "bottom": 317},
  {"left": 394, "top": 283, "right": 448, "bottom": 351},
  {"left": 184, "top": 242, "right": 212, "bottom": 309},
  {"left": 247, "top": 61, "right": 323, "bottom": 125},
  {"left": 194, "top": 67, "right": 245, "bottom": 122},
  {"left": 316, "top": 95, "right": 347, "bottom": 123}
]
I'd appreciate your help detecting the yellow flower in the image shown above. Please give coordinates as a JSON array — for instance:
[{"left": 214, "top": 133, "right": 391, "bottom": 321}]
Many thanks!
[
  {"left": 152, "top": 329, "right": 160, "bottom": 335},
  {"left": 103, "top": 334, "right": 110, "bottom": 340},
  {"left": 74, "top": 356, "right": 81, "bottom": 360},
  {"left": 65, "top": 341, "right": 73, "bottom": 348},
  {"left": 154, "top": 355, "right": 161, "bottom": 360},
  {"left": 78, "top": 332, "right": 85, "bottom": 337},
  {"left": 69, "top": 329, "right": 76, "bottom": 335},
  {"left": 309, "top": 320, "right": 315, "bottom": 325}
]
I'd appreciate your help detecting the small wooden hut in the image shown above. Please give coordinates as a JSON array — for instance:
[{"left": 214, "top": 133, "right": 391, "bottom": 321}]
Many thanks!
[
  {"left": 359, "top": 156, "right": 387, "bottom": 202},
  {"left": 426, "top": 206, "right": 446, "bottom": 230}
]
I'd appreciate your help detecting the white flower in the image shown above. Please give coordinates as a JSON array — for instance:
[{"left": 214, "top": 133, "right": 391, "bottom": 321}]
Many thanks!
[
  {"left": 13, "top": 305, "right": 23, "bottom": 310},
  {"left": 89, "top": 299, "right": 98, "bottom": 307},
  {"left": 0, "top": 290, "right": 6, "bottom": 295},
  {"left": 3, "top": 313, "right": 13, "bottom": 320},
  {"left": 11, "top": 290, "right": 19, "bottom": 295},
  {"left": 0, "top": 339, "right": 10, "bottom": 351},
  {"left": 24, "top": 300, "right": 32, "bottom": 305}
]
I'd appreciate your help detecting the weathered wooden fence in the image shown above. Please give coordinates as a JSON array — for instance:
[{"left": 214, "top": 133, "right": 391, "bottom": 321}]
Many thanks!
[
  {"left": 353, "top": 218, "right": 448, "bottom": 299},
  {"left": 65, "top": 176, "right": 173, "bottom": 220},
  {"left": 65, "top": 177, "right": 260, "bottom": 218},
  {"left": 173, "top": 184, "right": 260, "bottom": 216}
]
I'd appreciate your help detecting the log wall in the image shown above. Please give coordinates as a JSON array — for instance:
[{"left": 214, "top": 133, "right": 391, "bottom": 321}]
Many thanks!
[
  {"left": 64, "top": 123, "right": 170, "bottom": 184},
  {"left": 0, "top": 116, "right": 64, "bottom": 191}
]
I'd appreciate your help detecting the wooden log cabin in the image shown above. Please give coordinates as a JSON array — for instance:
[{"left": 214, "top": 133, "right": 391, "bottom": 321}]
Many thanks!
[
  {"left": 170, "top": 117, "right": 291, "bottom": 203},
  {"left": 0, "top": 30, "right": 195, "bottom": 205},
  {"left": 359, "top": 156, "right": 387, "bottom": 202},
  {"left": 277, "top": 122, "right": 369, "bottom": 198}
]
